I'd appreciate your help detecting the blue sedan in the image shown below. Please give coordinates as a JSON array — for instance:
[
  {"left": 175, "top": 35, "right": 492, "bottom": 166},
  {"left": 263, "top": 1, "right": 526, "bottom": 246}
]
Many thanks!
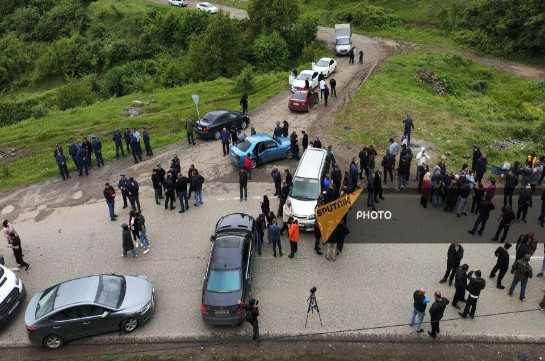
[{"left": 229, "top": 134, "right": 293, "bottom": 168}]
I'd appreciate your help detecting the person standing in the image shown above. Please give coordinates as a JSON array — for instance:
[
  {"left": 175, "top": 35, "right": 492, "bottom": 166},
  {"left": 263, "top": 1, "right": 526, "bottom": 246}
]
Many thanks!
[
  {"left": 128, "top": 177, "right": 141, "bottom": 212},
  {"left": 475, "top": 154, "right": 488, "bottom": 183},
  {"left": 382, "top": 150, "right": 395, "bottom": 184},
  {"left": 130, "top": 134, "right": 143, "bottom": 163},
  {"left": 349, "top": 46, "right": 356, "bottom": 64},
  {"left": 323, "top": 85, "right": 330, "bottom": 107},
  {"left": 123, "top": 128, "right": 132, "bottom": 154},
  {"left": 359, "top": 50, "right": 363, "bottom": 64},
  {"left": 335, "top": 219, "right": 349, "bottom": 256},
  {"left": 515, "top": 232, "right": 537, "bottom": 261},
  {"left": 440, "top": 242, "right": 464, "bottom": 286},
  {"left": 186, "top": 118, "right": 196, "bottom": 145},
  {"left": 55, "top": 152, "right": 70, "bottom": 180},
  {"left": 288, "top": 218, "right": 300, "bottom": 259},
  {"left": 282, "top": 120, "right": 289, "bottom": 137},
  {"left": 428, "top": 291, "right": 449, "bottom": 339},
  {"left": 271, "top": 166, "right": 282, "bottom": 197},
  {"left": 91, "top": 135, "right": 104, "bottom": 167},
  {"left": 118, "top": 174, "right": 130, "bottom": 209},
  {"left": 244, "top": 153, "right": 253, "bottom": 180},
  {"left": 490, "top": 243, "right": 512, "bottom": 289},
  {"left": 151, "top": 169, "right": 162, "bottom": 205},
  {"left": 8, "top": 232, "right": 31, "bottom": 271},
  {"left": 269, "top": 219, "right": 283, "bottom": 257},
  {"left": 492, "top": 205, "right": 515, "bottom": 242},
  {"left": 176, "top": 173, "right": 189, "bottom": 213},
  {"left": 220, "top": 127, "right": 231, "bottom": 156},
  {"left": 82, "top": 137, "right": 93, "bottom": 168},
  {"left": 313, "top": 208, "right": 323, "bottom": 256},
  {"left": 278, "top": 181, "right": 289, "bottom": 216},
  {"left": 121, "top": 223, "right": 137, "bottom": 258},
  {"left": 367, "top": 173, "right": 376, "bottom": 210},
  {"left": 240, "top": 93, "right": 248, "bottom": 114},
  {"left": 143, "top": 127, "right": 153, "bottom": 156},
  {"left": 112, "top": 128, "right": 125, "bottom": 158},
  {"left": 456, "top": 180, "right": 471, "bottom": 217},
  {"left": 301, "top": 130, "right": 309, "bottom": 151},
  {"left": 458, "top": 270, "right": 486, "bottom": 319},
  {"left": 239, "top": 299, "right": 260, "bottom": 342},
  {"left": 239, "top": 168, "right": 248, "bottom": 202},
  {"left": 76, "top": 144, "right": 89, "bottom": 176},
  {"left": 273, "top": 121, "right": 283, "bottom": 137},
  {"left": 2, "top": 220, "right": 16, "bottom": 243},
  {"left": 319, "top": 77, "right": 326, "bottom": 99},
  {"left": 403, "top": 114, "right": 415, "bottom": 146},
  {"left": 255, "top": 214, "right": 265, "bottom": 256},
  {"left": 509, "top": 254, "right": 533, "bottom": 301},
  {"left": 538, "top": 189, "right": 545, "bottom": 227},
  {"left": 451, "top": 264, "right": 469, "bottom": 309},
  {"left": 350, "top": 159, "right": 359, "bottom": 190},
  {"left": 409, "top": 288, "right": 429, "bottom": 333},
  {"left": 190, "top": 171, "right": 204, "bottom": 206},
  {"left": 359, "top": 146, "right": 368, "bottom": 179},
  {"left": 67, "top": 139, "right": 78, "bottom": 168},
  {"left": 290, "top": 132, "right": 300, "bottom": 161},
  {"left": 103, "top": 182, "right": 117, "bottom": 221},
  {"left": 415, "top": 147, "right": 430, "bottom": 181},
  {"left": 129, "top": 210, "right": 140, "bottom": 248},
  {"left": 516, "top": 185, "right": 533, "bottom": 223},
  {"left": 329, "top": 78, "right": 337, "bottom": 98},
  {"left": 135, "top": 211, "right": 150, "bottom": 254},
  {"left": 471, "top": 144, "right": 481, "bottom": 172},
  {"left": 281, "top": 200, "right": 294, "bottom": 235},
  {"left": 504, "top": 169, "right": 518, "bottom": 207},
  {"left": 163, "top": 174, "right": 176, "bottom": 210},
  {"left": 467, "top": 195, "right": 495, "bottom": 236}
]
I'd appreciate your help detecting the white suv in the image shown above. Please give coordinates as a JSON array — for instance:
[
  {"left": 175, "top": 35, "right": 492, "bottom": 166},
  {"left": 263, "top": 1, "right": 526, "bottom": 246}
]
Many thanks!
[{"left": 0, "top": 263, "right": 26, "bottom": 329}]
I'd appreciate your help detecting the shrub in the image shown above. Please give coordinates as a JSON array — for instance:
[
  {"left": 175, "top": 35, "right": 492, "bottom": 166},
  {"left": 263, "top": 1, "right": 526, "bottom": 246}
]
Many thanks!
[
  {"left": 56, "top": 76, "right": 98, "bottom": 110},
  {"left": 34, "top": 0, "right": 89, "bottom": 42},
  {"left": 253, "top": 32, "right": 289, "bottom": 72},
  {"left": 334, "top": 4, "right": 402, "bottom": 30},
  {"left": 101, "top": 60, "right": 158, "bottom": 97},
  {"left": 159, "top": 60, "right": 186, "bottom": 88},
  {"left": 235, "top": 66, "right": 255, "bottom": 93},
  {"left": 0, "top": 94, "right": 45, "bottom": 126},
  {"left": 288, "top": 14, "right": 318, "bottom": 58}
]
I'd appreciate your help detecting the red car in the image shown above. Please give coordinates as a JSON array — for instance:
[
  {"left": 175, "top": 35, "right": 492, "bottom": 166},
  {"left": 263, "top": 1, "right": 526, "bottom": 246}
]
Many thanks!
[{"left": 288, "top": 89, "right": 319, "bottom": 112}]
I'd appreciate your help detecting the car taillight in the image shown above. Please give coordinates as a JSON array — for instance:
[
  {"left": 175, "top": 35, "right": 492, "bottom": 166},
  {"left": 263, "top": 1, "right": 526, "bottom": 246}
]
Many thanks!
[
  {"left": 236, "top": 305, "right": 245, "bottom": 315},
  {"left": 201, "top": 304, "right": 208, "bottom": 315},
  {"left": 204, "top": 127, "right": 210, "bottom": 132},
  {"left": 26, "top": 326, "right": 38, "bottom": 332}
]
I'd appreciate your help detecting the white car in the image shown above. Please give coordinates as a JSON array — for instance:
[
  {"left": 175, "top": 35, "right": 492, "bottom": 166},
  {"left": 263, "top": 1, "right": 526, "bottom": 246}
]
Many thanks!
[
  {"left": 289, "top": 70, "right": 319, "bottom": 92},
  {"left": 168, "top": 0, "right": 188, "bottom": 6},
  {"left": 196, "top": 2, "right": 218, "bottom": 13},
  {"left": 0, "top": 263, "right": 26, "bottom": 329},
  {"left": 312, "top": 58, "right": 337, "bottom": 77}
]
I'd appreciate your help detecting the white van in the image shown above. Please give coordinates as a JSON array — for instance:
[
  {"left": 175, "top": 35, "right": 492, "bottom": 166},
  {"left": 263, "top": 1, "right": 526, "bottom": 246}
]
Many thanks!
[
  {"left": 287, "top": 148, "right": 332, "bottom": 230},
  {"left": 0, "top": 263, "right": 26, "bottom": 329}
]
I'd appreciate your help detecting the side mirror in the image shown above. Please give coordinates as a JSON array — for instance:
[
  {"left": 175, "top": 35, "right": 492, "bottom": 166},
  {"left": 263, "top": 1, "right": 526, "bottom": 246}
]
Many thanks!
[
  {"left": 102, "top": 311, "right": 111, "bottom": 319},
  {"left": 210, "top": 235, "right": 215, "bottom": 242}
]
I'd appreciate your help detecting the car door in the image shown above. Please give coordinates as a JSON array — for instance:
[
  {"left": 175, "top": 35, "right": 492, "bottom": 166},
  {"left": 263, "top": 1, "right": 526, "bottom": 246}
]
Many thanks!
[
  {"left": 258, "top": 140, "right": 278, "bottom": 163},
  {"left": 311, "top": 72, "right": 319, "bottom": 88},
  {"left": 46, "top": 307, "right": 85, "bottom": 340},
  {"left": 307, "top": 91, "right": 314, "bottom": 107},
  {"left": 77, "top": 305, "right": 117, "bottom": 336},
  {"left": 329, "top": 59, "right": 335, "bottom": 73}
]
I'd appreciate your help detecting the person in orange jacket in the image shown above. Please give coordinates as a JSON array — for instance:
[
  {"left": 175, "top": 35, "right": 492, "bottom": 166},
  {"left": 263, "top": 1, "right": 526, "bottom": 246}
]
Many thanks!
[{"left": 288, "top": 218, "right": 300, "bottom": 259}]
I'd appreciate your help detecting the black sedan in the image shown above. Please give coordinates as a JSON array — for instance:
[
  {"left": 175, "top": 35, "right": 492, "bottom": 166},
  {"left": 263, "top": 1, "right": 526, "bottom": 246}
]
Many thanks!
[
  {"left": 195, "top": 110, "right": 250, "bottom": 139},
  {"left": 202, "top": 213, "right": 255, "bottom": 325}
]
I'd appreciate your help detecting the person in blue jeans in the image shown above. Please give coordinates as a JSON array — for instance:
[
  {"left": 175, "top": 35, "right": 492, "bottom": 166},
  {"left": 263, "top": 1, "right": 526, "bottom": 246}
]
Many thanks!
[
  {"left": 190, "top": 171, "right": 204, "bottom": 207},
  {"left": 509, "top": 254, "right": 533, "bottom": 300},
  {"left": 409, "top": 288, "right": 430, "bottom": 333},
  {"left": 175, "top": 173, "right": 190, "bottom": 213},
  {"left": 269, "top": 220, "right": 283, "bottom": 257},
  {"left": 135, "top": 211, "right": 150, "bottom": 254},
  {"left": 467, "top": 195, "right": 495, "bottom": 236},
  {"left": 103, "top": 183, "right": 118, "bottom": 221}
]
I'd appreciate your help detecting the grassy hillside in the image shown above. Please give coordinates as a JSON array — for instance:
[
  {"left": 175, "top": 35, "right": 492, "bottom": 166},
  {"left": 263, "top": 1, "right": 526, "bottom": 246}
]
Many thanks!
[{"left": 335, "top": 52, "right": 545, "bottom": 171}]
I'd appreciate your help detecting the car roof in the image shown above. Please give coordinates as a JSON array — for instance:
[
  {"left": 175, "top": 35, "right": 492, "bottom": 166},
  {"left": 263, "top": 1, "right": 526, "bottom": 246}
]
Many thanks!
[
  {"left": 299, "top": 70, "right": 314, "bottom": 75},
  {"left": 54, "top": 276, "right": 100, "bottom": 308},
  {"left": 244, "top": 133, "right": 275, "bottom": 143},
  {"left": 211, "top": 236, "right": 243, "bottom": 269},
  {"left": 216, "top": 213, "right": 254, "bottom": 232},
  {"left": 294, "top": 148, "right": 328, "bottom": 179},
  {"left": 318, "top": 57, "right": 334, "bottom": 62},
  {"left": 204, "top": 109, "right": 229, "bottom": 119}
]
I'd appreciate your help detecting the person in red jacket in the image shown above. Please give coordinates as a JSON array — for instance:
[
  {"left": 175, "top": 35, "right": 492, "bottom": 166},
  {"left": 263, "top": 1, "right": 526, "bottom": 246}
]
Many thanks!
[
  {"left": 288, "top": 218, "right": 300, "bottom": 259},
  {"left": 244, "top": 153, "right": 253, "bottom": 181},
  {"left": 420, "top": 173, "right": 432, "bottom": 208}
]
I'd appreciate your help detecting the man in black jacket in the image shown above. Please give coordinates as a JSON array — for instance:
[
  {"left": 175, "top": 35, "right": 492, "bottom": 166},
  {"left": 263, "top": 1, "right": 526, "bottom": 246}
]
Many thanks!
[
  {"left": 490, "top": 243, "right": 512, "bottom": 289},
  {"left": 278, "top": 181, "right": 289, "bottom": 216},
  {"left": 459, "top": 270, "right": 486, "bottom": 319},
  {"left": 451, "top": 264, "right": 469, "bottom": 309},
  {"left": 239, "top": 299, "right": 260, "bottom": 341},
  {"left": 118, "top": 174, "right": 130, "bottom": 209},
  {"left": 176, "top": 173, "right": 190, "bottom": 213},
  {"left": 409, "top": 288, "right": 429, "bottom": 333},
  {"left": 475, "top": 154, "right": 487, "bottom": 183},
  {"left": 516, "top": 185, "right": 533, "bottom": 223},
  {"left": 492, "top": 206, "right": 515, "bottom": 242},
  {"left": 301, "top": 130, "right": 309, "bottom": 151},
  {"left": 382, "top": 150, "right": 395, "bottom": 184},
  {"left": 444, "top": 180, "right": 458, "bottom": 212},
  {"left": 504, "top": 169, "right": 518, "bottom": 206},
  {"left": 468, "top": 195, "right": 495, "bottom": 236},
  {"left": 359, "top": 146, "right": 368, "bottom": 179},
  {"left": 509, "top": 254, "right": 533, "bottom": 301},
  {"left": 428, "top": 291, "right": 449, "bottom": 339},
  {"left": 189, "top": 171, "right": 204, "bottom": 206},
  {"left": 471, "top": 144, "right": 481, "bottom": 171},
  {"left": 127, "top": 177, "right": 141, "bottom": 212},
  {"left": 163, "top": 174, "right": 176, "bottom": 210},
  {"left": 271, "top": 166, "right": 282, "bottom": 197},
  {"left": 239, "top": 168, "right": 248, "bottom": 202},
  {"left": 151, "top": 169, "right": 162, "bottom": 205},
  {"left": 440, "top": 242, "right": 464, "bottom": 286}
]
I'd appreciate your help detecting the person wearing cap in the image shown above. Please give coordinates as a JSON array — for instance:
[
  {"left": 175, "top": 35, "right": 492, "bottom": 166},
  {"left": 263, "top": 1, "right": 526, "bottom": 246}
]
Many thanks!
[
  {"left": 76, "top": 143, "right": 89, "bottom": 176},
  {"left": 53, "top": 144, "right": 64, "bottom": 158},
  {"left": 118, "top": 174, "right": 130, "bottom": 208},
  {"left": 121, "top": 223, "right": 136, "bottom": 258},
  {"left": 143, "top": 127, "right": 153, "bottom": 156},
  {"left": 130, "top": 133, "right": 143, "bottom": 163},
  {"left": 55, "top": 151, "right": 70, "bottom": 180},
  {"left": 516, "top": 185, "right": 533, "bottom": 223},
  {"left": 128, "top": 177, "right": 141, "bottom": 212},
  {"left": 68, "top": 140, "right": 78, "bottom": 167},
  {"left": 82, "top": 137, "right": 93, "bottom": 168},
  {"left": 91, "top": 135, "right": 104, "bottom": 167},
  {"left": 123, "top": 128, "right": 132, "bottom": 154},
  {"left": 103, "top": 182, "right": 117, "bottom": 221},
  {"left": 112, "top": 128, "right": 125, "bottom": 158}
]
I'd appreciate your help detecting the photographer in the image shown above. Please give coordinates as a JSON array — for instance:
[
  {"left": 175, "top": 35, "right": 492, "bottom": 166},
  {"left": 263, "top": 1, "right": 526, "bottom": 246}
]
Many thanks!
[{"left": 238, "top": 299, "right": 260, "bottom": 342}]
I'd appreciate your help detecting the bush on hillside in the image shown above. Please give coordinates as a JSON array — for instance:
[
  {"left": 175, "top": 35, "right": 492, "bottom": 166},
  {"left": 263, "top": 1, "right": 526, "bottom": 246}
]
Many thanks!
[
  {"left": 235, "top": 66, "right": 255, "bottom": 93},
  {"left": 56, "top": 76, "right": 98, "bottom": 110},
  {"left": 0, "top": 94, "right": 46, "bottom": 126},
  {"left": 287, "top": 15, "right": 318, "bottom": 58},
  {"left": 253, "top": 32, "right": 289, "bottom": 72},
  {"left": 34, "top": 0, "right": 90, "bottom": 42},
  {"left": 101, "top": 60, "right": 158, "bottom": 97},
  {"left": 0, "top": 33, "right": 33, "bottom": 90},
  {"left": 334, "top": 4, "right": 402, "bottom": 30}
]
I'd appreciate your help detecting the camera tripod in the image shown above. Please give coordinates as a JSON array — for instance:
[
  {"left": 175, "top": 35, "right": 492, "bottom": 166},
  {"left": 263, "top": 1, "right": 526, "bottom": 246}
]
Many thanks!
[{"left": 305, "top": 291, "right": 323, "bottom": 328}]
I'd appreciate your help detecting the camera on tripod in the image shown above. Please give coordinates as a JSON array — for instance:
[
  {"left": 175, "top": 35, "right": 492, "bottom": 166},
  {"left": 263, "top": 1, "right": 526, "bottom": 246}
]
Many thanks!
[
  {"left": 310, "top": 286, "right": 317, "bottom": 295},
  {"left": 305, "top": 286, "right": 322, "bottom": 327}
]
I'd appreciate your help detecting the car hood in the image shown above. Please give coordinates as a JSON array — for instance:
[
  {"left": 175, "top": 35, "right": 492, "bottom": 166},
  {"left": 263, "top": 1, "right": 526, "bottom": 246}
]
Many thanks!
[
  {"left": 0, "top": 267, "right": 19, "bottom": 301},
  {"left": 287, "top": 196, "right": 317, "bottom": 219},
  {"left": 24, "top": 292, "right": 42, "bottom": 326},
  {"left": 203, "top": 289, "right": 243, "bottom": 307},
  {"left": 278, "top": 137, "right": 291, "bottom": 147},
  {"left": 312, "top": 65, "right": 328, "bottom": 72},
  {"left": 119, "top": 276, "right": 154, "bottom": 311}
]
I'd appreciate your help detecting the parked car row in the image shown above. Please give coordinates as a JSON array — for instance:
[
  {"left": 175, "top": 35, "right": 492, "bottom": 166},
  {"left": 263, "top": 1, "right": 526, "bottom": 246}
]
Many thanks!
[{"left": 168, "top": 1, "right": 218, "bottom": 13}]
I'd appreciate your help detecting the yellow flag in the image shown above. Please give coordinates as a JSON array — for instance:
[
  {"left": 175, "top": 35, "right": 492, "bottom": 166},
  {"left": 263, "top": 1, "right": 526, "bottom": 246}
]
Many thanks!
[{"left": 315, "top": 189, "right": 362, "bottom": 243}]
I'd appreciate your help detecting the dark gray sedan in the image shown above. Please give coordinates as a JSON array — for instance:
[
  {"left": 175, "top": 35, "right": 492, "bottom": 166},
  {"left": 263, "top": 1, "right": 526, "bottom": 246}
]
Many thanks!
[{"left": 25, "top": 274, "right": 155, "bottom": 349}]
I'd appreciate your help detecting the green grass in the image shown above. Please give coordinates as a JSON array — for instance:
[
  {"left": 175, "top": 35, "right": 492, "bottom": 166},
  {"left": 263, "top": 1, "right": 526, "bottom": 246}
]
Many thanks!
[
  {"left": 335, "top": 51, "right": 545, "bottom": 169},
  {"left": 0, "top": 73, "right": 285, "bottom": 189}
]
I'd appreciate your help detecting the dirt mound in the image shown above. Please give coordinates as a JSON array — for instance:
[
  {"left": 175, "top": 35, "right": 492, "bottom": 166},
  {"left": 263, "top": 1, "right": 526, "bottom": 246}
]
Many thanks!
[{"left": 416, "top": 68, "right": 447, "bottom": 96}]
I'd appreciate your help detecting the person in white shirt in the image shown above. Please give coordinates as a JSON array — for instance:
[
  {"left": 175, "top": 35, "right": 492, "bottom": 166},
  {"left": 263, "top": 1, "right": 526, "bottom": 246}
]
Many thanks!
[
  {"left": 389, "top": 138, "right": 399, "bottom": 156},
  {"left": 319, "top": 79, "right": 326, "bottom": 100},
  {"left": 416, "top": 147, "right": 430, "bottom": 181}
]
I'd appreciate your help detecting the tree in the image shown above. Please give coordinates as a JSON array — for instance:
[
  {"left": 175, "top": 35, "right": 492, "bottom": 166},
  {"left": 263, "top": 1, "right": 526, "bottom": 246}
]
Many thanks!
[
  {"left": 186, "top": 12, "right": 242, "bottom": 81},
  {"left": 287, "top": 14, "right": 318, "bottom": 58},
  {"left": 247, "top": 0, "right": 299, "bottom": 39},
  {"left": 253, "top": 32, "right": 289, "bottom": 71}
]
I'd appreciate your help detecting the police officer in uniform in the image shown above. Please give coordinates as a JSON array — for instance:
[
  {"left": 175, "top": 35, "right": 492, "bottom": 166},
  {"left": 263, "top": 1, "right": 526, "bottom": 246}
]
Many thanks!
[
  {"left": 143, "top": 127, "right": 153, "bottom": 156},
  {"left": 91, "top": 135, "right": 104, "bottom": 167},
  {"left": 112, "top": 128, "right": 125, "bottom": 157},
  {"left": 68, "top": 139, "right": 78, "bottom": 168},
  {"left": 76, "top": 144, "right": 89, "bottom": 176}
]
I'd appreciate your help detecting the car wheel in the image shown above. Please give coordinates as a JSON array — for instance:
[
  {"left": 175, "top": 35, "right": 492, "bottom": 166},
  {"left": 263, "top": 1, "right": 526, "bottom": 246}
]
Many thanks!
[
  {"left": 240, "top": 120, "right": 248, "bottom": 130},
  {"left": 214, "top": 130, "right": 221, "bottom": 140},
  {"left": 286, "top": 149, "right": 293, "bottom": 159},
  {"left": 43, "top": 335, "right": 64, "bottom": 350},
  {"left": 121, "top": 318, "right": 139, "bottom": 333},
  {"left": 251, "top": 158, "right": 257, "bottom": 169},
  {"left": 306, "top": 105, "right": 311, "bottom": 112}
]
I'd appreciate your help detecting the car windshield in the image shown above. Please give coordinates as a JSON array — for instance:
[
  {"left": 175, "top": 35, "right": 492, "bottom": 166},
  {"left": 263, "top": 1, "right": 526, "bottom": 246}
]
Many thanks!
[
  {"left": 296, "top": 73, "right": 311, "bottom": 81},
  {"left": 337, "top": 38, "right": 350, "bottom": 45},
  {"left": 207, "top": 270, "right": 241, "bottom": 293},
  {"left": 292, "top": 92, "right": 307, "bottom": 100},
  {"left": 237, "top": 140, "right": 252, "bottom": 152},
  {"left": 96, "top": 275, "right": 125, "bottom": 308},
  {"left": 35, "top": 285, "right": 60, "bottom": 319},
  {"left": 316, "top": 60, "right": 329, "bottom": 67},
  {"left": 290, "top": 176, "right": 320, "bottom": 200}
]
